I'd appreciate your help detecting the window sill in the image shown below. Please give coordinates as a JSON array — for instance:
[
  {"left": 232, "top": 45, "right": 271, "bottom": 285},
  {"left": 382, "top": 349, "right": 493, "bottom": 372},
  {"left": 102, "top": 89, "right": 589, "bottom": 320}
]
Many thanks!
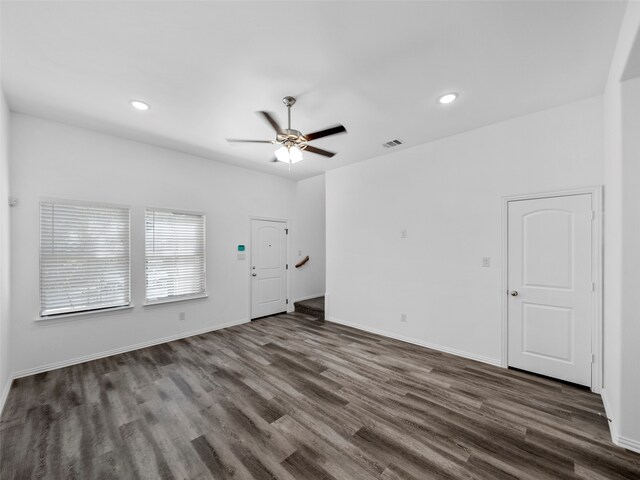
[
  {"left": 143, "top": 294, "right": 209, "bottom": 307},
  {"left": 37, "top": 305, "right": 134, "bottom": 322}
]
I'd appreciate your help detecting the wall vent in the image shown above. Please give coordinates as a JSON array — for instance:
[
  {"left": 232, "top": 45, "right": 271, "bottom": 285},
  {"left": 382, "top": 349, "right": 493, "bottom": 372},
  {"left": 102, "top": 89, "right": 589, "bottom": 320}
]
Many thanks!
[{"left": 382, "top": 139, "right": 404, "bottom": 148}]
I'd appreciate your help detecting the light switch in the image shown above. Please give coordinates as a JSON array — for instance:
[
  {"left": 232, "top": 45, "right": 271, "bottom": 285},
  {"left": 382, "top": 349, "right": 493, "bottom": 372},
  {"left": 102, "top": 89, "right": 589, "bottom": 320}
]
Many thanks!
[{"left": 401, "top": 229, "right": 408, "bottom": 239}]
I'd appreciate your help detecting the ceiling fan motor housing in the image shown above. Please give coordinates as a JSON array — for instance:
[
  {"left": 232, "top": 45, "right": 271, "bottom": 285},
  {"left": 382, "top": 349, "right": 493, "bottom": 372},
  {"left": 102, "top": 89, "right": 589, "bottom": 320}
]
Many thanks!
[{"left": 276, "top": 129, "right": 307, "bottom": 150}]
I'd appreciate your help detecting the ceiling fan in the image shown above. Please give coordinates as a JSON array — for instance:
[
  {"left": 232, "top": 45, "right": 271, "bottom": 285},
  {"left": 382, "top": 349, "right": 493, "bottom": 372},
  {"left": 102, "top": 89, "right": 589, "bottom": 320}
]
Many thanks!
[{"left": 227, "top": 96, "right": 347, "bottom": 166}]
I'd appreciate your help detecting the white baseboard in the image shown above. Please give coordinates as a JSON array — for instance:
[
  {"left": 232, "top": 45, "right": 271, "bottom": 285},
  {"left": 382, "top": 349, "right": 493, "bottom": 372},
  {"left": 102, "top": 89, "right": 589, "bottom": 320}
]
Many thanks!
[
  {"left": 601, "top": 388, "right": 640, "bottom": 454},
  {"left": 601, "top": 388, "right": 618, "bottom": 438},
  {"left": 326, "top": 316, "right": 502, "bottom": 367},
  {"left": 12, "top": 318, "right": 249, "bottom": 379},
  {"left": 0, "top": 376, "right": 13, "bottom": 416},
  {"left": 616, "top": 434, "right": 640, "bottom": 454}
]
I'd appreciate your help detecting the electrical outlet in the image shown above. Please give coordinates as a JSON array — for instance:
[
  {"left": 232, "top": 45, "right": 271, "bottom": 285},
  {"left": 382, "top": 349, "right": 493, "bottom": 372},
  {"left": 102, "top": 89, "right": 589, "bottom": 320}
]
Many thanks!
[
  {"left": 482, "top": 256, "right": 491, "bottom": 267},
  {"left": 400, "top": 313, "right": 407, "bottom": 322},
  {"left": 179, "top": 312, "right": 186, "bottom": 321},
  {"left": 298, "top": 249, "right": 302, "bottom": 256}
]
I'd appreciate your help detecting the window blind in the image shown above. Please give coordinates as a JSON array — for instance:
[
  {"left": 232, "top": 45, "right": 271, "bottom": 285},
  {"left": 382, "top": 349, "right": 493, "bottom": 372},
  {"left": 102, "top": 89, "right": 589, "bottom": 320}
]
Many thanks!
[
  {"left": 40, "top": 200, "right": 130, "bottom": 317},
  {"left": 145, "top": 209, "right": 206, "bottom": 303}
]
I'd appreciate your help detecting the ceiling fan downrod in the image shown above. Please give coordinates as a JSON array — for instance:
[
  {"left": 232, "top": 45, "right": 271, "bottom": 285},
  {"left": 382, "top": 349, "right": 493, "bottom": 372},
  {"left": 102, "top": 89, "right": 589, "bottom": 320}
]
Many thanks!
[{"left": 283, "top": 96, "right": 296, "bottom": 130}]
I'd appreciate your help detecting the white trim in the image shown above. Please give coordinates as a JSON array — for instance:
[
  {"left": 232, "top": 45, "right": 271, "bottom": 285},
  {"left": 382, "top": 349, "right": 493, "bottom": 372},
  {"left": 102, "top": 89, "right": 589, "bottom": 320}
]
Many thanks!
[
  {"left": 144, "top": 206, "right": 205, "bottom": 217},
  {"left": 36, "top": 304, "right": 134, "bottom": 322},
  {"left": 601, "top": 389, "right": 640, "bottom": 454},
  {"left": 0, "top": 377, "right": 13, "bottom": 416},
  {"left": 601, "top": 388, "right": 618, "bottom": 438},
  {"left": 616, "top": 435, "right": 640, "bottom": 454},
  {"left": 39, "top": 196, "right": 131, "bottom": 210},
  {"left": 500, "top": 186, "right": 603, "bottom": 393},
  {"left": 249, "top": 215, "right": 289, "bottom": 223},
  {"left": 326, "top": 316, "right": 501, "bottom": 367},
  {"left": 12, "top": 318, "right": 249, "bottom": 379},
  {"left": 144, "top": 293, "right": 208, "bottom": 306},
  {"left": 325, "top": 293, "right": 330, "bottom": 319}
]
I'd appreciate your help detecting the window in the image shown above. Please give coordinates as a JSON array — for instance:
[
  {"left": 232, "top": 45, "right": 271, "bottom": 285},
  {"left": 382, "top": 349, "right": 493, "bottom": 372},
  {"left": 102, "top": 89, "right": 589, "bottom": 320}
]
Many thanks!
[
  {"left": 145, "top": 208, "right": 206, "bottom": 303},
  {"left": 40, "top": 200, "right": 130, "bottom": 317}
]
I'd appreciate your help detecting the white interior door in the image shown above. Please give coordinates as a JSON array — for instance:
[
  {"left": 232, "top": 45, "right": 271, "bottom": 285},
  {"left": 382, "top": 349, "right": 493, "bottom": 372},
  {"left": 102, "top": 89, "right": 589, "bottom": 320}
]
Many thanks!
[
  {"left": 507, "top": 194, "right": 593, "bottom": 386},
  {"left": 251, "top": 219, "right": 287, "bottom": 319}
]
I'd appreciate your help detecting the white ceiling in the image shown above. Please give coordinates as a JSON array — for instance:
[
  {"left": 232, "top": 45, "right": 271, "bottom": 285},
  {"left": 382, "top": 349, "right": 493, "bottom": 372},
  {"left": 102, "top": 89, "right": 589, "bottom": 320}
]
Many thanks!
[{"left": 0, "top": 1, "right": 627, "bottom": 180}]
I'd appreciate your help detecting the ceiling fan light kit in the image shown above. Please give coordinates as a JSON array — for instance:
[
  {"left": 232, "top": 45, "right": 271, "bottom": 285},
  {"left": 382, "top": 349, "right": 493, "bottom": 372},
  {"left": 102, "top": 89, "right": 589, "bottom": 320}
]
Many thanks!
[
  {"left": 227, "top": 95, "right": 347, "bottom": 169},
  {"left": 275, "top": 145, "right": 303, "bottom": 163}
]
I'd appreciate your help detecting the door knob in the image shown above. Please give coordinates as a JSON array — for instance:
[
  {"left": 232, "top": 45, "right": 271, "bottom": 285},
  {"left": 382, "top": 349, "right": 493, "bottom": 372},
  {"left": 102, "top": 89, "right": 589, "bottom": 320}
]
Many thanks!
[
  {"left": 252, "top": 273, "right": 257, "bottom": 277},
  {"left": 510, "top": 290, "right": 518, "bottom": 296}
]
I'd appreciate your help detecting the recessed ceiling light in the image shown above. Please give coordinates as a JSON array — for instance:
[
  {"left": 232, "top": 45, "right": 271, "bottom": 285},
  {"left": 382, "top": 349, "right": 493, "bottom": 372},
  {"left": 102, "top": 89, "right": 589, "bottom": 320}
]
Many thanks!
[
  {"left": 438, "top": 93, "right": 458, "bottom": 105},
  {"left": 130, "top": 100, "right": 149, "bottom": 111}
]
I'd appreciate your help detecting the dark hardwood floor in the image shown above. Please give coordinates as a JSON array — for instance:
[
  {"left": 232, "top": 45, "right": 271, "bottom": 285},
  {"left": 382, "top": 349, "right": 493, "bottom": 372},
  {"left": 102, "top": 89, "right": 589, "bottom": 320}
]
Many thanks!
[{"left": 1, "top": 313, "right": 639, "bottom": 479}]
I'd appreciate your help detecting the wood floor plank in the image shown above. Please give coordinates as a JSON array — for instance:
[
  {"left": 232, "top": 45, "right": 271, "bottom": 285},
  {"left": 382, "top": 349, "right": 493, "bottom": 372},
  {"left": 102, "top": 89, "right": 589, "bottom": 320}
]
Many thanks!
[{"left": 2, "top": 313, "right": 639, "bottom": 479}]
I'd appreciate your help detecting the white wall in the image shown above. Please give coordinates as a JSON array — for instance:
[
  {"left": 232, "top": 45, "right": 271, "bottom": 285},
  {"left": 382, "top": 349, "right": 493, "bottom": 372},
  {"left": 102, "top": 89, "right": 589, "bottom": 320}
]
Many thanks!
[
  {"left": 602, "top": 0, "right": 640, "bottom": 453},
  {"left": 0, "top": 91, "right": 11, "bottom": 409},
  {"left": 9, "top": 113, "right": 303, "bottom": 375},
  {"left": 604, "top": 76, "right": 640, "bottom": 453},
  {"left": 290, "top": 174, "right": 326, "bottom": 303},
  {"left": 619, "top": 76, "right": 640, "bottom": 451},
  {"left": 326, "top": 96, "right": 603, "bottom": 365},
  {"left": 602, "top": 62, "right": 623, "bottom": 442}
]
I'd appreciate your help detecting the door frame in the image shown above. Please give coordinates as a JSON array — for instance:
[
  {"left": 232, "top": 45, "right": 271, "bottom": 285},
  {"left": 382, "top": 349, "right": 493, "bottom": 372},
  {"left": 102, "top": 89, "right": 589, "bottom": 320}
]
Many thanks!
[
  {"left": 249, "top": 216, "right": 290, "bottom": 320},
  {"left": 500, "top": 186, "right": 603, "bottom": 393}
]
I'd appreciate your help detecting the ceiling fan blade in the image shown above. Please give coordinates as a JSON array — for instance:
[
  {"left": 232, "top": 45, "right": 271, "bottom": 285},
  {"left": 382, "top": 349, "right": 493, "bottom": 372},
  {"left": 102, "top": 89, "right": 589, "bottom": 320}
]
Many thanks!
[
  {"left": 258, "top": 111, "right": 282, "bottom": 133},
  {"left": 304, "top": 145, "right": 336, "bottom": 158},
  {"left": 227, "top": 139, "right": 273, "bottom": 144},
  {"left": 304, "top": 124, "right": 347, "bottom": 141}
]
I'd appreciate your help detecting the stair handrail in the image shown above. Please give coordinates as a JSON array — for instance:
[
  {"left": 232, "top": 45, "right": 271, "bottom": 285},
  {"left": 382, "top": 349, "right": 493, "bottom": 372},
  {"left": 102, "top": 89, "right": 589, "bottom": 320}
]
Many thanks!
[{"left": 295, "top": 256, "right": 310, "bottom": 268}]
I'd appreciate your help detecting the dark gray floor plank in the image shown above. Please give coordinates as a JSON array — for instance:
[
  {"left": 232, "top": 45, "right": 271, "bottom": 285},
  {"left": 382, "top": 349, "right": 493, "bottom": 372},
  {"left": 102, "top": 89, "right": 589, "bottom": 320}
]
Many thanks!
[{"left": 1, "top": 313, "right": 639, "bottom": 479}]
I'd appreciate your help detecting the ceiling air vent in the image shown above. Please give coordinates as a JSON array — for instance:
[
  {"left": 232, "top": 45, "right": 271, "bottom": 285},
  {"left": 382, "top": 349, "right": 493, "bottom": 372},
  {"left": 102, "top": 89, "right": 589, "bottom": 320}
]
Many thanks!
[{"left": 382, "top": 139, "right": 404, "bottom": 148}]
